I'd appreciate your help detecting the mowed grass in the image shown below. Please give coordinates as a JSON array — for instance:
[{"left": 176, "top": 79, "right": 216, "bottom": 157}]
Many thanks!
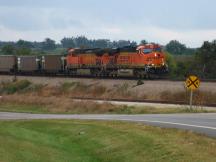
[
  {"left": 0, "top": 103, "right": 213, "bottom": 114},
  {"left": 0, "top": 120, "right": 216, "bottom": 162},
  {"left": 0, "top": 104, "right": 50, "bottom": 114}
]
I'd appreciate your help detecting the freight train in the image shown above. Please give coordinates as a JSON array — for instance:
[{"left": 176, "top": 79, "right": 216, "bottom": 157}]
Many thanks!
[{"left": 0, "top": 44, "right": 168, "bottom": 78}]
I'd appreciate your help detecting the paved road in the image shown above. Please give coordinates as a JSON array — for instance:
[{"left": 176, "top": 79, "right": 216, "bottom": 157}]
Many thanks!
[{"left": 0, "top": 112, "right": 216, "bottom": 137}]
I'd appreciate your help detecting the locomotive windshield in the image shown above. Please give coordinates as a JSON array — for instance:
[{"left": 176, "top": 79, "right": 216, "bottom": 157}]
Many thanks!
[
  {"left": 143, "top": 47, "right": 162, "bottom": 54},
  {"left": 154, "top": 47, "right": 162, "bottom": 52},
  {"left": 143, "top": 49, "right": 153, "bottom": 54}
]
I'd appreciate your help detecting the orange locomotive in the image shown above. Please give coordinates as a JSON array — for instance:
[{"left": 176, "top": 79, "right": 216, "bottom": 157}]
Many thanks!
[{"left": 66, "top": 44, "right": 168, "bottom": 78}]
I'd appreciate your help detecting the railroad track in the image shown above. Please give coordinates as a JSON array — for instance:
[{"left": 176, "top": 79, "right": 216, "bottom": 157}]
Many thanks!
[
  {"left": 70, "top": 97, "right": 216, "bottom": 108},
  {"left": 1, "top": 73, "right": 216, "bottom": 82}
]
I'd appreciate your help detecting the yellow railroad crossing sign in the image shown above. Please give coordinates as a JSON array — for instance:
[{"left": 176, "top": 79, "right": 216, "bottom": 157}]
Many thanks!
[{"left": 185, "top": 75, "right": 200, "bottom": 90}]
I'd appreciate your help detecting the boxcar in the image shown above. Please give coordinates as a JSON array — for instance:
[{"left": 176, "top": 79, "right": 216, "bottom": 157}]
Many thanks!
[{"left": 0, "top": 55, "right": 16, "bottom": 73}]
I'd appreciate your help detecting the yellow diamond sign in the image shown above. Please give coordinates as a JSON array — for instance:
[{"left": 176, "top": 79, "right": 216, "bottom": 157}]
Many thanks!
[{"left": 185, "top": 75, "right": 200, "bottom": 90}]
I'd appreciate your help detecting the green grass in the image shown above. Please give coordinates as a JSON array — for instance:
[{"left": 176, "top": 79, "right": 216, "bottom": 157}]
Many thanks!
[
  {"left": 0, "top": 120, "right": 215, "bottom": 162},
  {"left": 0, "top": 104, "right": 50, "bottom": 114},
  {"left": 0, "top": 80, "right": 32, "bottom": 94}
]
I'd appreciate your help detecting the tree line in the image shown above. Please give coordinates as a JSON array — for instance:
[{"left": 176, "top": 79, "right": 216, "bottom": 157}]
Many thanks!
[
  {"left": 0, "top": 36, "right": 138, "bottom": 55},
  {"left": 166, "top": 40, "right": 216, "bottom": 79},
  {"left": 0, "top": 36, "right": 215, "bottom": 79},
  {"left": 0, "top": 36, "right": 194, "bottom": 55}
]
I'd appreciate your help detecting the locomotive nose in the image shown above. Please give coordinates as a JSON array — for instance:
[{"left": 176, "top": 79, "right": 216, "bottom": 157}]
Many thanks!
[
  {"left": 154, "top": 53, "right": 161, "bottom": 57},
  {"left": 154, "top": 53, "right": 161, "bottom": 58}
]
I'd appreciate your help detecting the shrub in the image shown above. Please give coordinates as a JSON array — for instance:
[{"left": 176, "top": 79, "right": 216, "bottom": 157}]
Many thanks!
[
  {"left": 91, "top": 85, "right": 107, "bottom": 96},
  {"left": 115, "top": 83, "right": 131, "bottom": 98},
  {"left": 60, "top": 82, "right": 77, "bottom": 92},
  {"left": 0, "top": 80, "right": 31, "bottom": 94}
]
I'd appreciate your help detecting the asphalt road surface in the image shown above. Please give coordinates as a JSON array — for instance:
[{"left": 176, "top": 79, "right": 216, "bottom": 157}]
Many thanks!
[{"left": 0, "top": 112, "right": 216, "bottom": 137}]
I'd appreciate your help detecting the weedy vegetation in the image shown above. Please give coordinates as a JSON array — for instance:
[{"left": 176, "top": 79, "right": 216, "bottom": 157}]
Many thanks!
[{"left": 0, "top": 79, "right": 215, "bottom": 114}]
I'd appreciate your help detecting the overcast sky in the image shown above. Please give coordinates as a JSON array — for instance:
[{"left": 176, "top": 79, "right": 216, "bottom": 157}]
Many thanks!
[{"left": 0, "top": 0, "right": 216, "bottom": 47}]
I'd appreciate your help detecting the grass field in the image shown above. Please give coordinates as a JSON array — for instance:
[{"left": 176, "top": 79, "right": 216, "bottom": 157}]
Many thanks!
[{"left": 0, "top": 120, "right": 215, "bottom": 162}]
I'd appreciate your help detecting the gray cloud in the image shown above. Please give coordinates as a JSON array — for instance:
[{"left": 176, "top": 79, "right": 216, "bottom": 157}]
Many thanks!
[
  {"left": 1, "top": 0, "right": 216, "bottom": 30},
  {"left": 0, "top": 0, "right": 216, "bottom": 47},
  {"left": 0, "top": 7, "right": 85, "bottom": 31}
]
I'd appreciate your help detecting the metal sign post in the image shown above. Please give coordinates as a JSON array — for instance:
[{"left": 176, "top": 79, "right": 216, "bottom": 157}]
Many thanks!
[
  {"left": 189, "top": 89, "right": 193, "bottom": 110},
  {"left": 185, "top": 75, "right": 200, "bottom": 110}
]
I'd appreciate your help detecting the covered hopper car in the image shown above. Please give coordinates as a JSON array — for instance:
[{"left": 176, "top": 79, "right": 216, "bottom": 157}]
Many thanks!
[
  {"left": 0, "top": 55, "right": 17, "bottom": 73},
  {"left": 17, "top": 56, "right": 40, "bottom": 73}
]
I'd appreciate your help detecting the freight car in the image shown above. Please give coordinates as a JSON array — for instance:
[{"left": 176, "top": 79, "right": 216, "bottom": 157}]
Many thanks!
[
  {"left": 0, "top": 44, "right": 168, "bottom": 78},
  {"left": 0, "top": 55, "right": 17, "bottom": 73},
  {"left": 41, "top": 55, "right": 65, "bottom": 74},
  {"left": 17, "top": 56, "right": 40, "bottom": 73}
]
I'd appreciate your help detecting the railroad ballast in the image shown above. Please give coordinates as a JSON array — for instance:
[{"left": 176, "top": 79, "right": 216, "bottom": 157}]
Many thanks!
[{"left": 0, "top": 44, "right": 168, "bottom": 78}]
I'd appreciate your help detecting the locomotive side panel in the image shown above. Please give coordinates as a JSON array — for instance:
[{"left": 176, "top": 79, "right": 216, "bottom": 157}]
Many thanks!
[
  {"left": 79, "top": 54, "right": 97, "bottom": 67},
  {"left": 117, "top": 53, "right": 132, "bottom": 66},
  {"left": 117, "top": 53, "right": 147, "bottom": 67},
  {"left": 67, "top": 54, "right": 79, "bottom": 68},
  {"left": 101, "top": 54, "right": 112, "bottom": 65}
]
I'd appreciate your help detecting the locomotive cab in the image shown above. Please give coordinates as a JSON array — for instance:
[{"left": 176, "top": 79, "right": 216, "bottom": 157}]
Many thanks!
[{"left": 136, "top": 44, "right": 168, "bottom": 74}]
